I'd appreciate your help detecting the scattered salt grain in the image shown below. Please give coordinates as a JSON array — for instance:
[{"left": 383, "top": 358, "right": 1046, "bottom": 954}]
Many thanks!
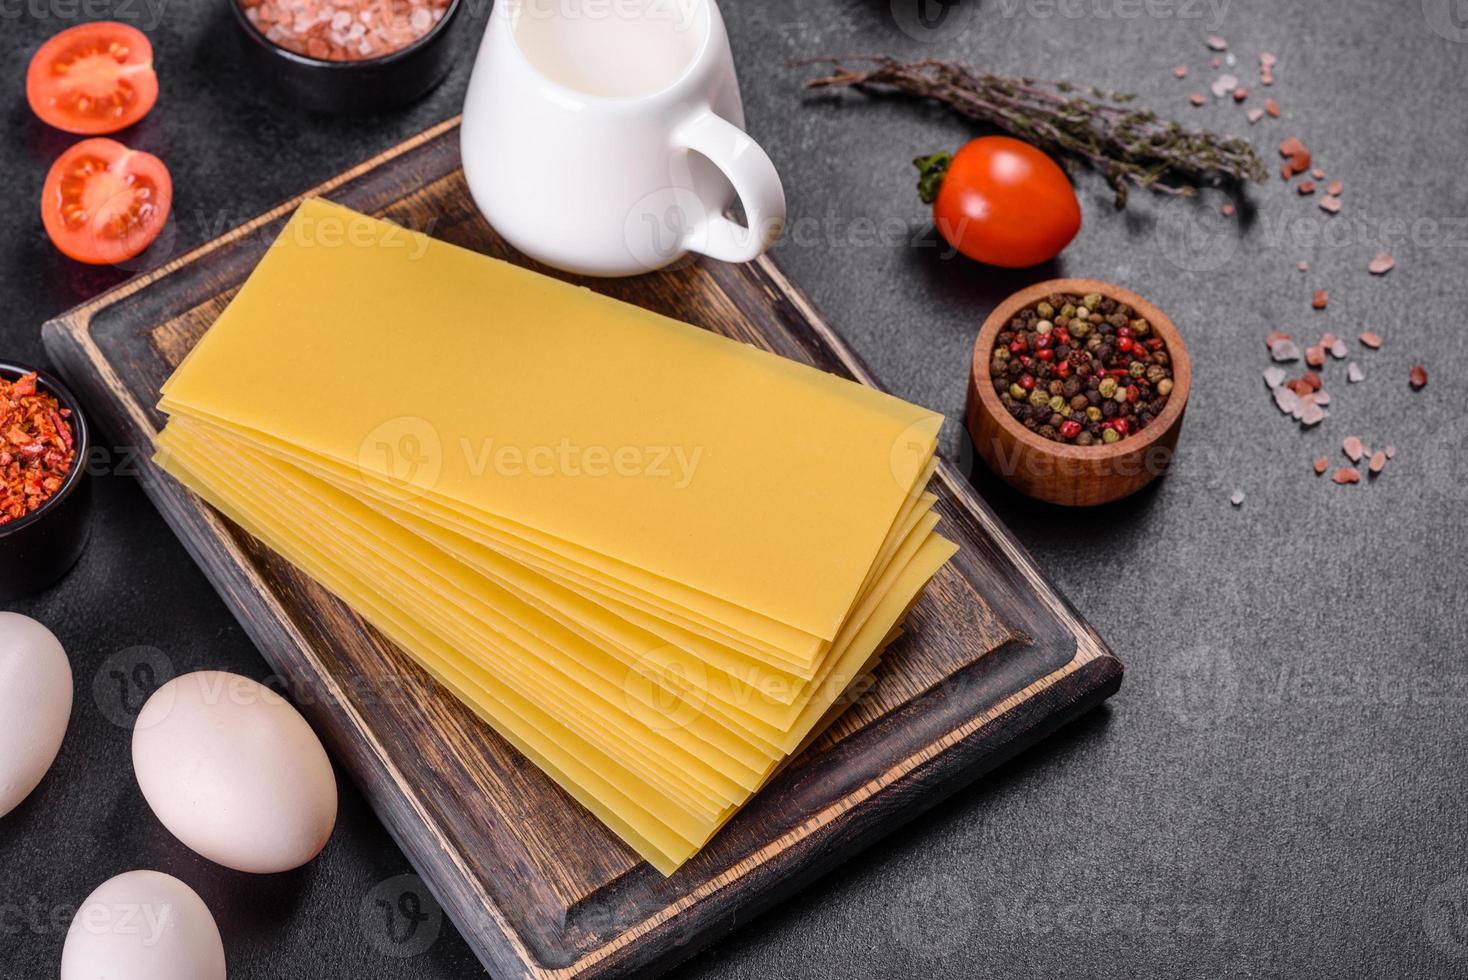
[{"left": 1270, "top": 339, "right": 1302, "bottom": 362}]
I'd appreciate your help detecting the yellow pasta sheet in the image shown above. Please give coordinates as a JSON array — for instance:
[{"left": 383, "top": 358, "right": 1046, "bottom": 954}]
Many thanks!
[
  {"left": 158, "top": 423, "right": 947, "bottom": 767},
  {"left": 160, "top": 401, "right": 934, "bottom": 677},
  {"left": 159, "top": 198, "right": 942, "bottom": 655},
  {"left": 156, "top": 432, "right": 954, "bottom": 872}
]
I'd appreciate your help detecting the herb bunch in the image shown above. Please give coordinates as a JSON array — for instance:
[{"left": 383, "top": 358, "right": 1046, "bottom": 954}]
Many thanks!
[{"left": 800, "top": 56, "right": 1267, "bottom": 208}]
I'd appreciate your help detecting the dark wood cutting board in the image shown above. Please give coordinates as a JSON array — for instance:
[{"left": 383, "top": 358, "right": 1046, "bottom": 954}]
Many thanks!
[{"left": 42, "top": 117, "right": 1122, "bottom": 979}]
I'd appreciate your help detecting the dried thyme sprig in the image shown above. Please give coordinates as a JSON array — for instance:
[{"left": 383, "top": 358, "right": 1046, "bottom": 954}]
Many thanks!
[{"left": 799, "top": 55, "right": 1267, "bottom": 208}]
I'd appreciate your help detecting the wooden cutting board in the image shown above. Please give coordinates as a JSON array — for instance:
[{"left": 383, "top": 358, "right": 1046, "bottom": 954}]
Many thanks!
[{"left": 42, "top": 117, "right": 1122, "bottom": 979}]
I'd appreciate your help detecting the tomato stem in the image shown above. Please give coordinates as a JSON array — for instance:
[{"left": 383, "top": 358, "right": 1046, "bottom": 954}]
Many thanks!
[{"left": 913, "top": 152, "right": 951, "bottom": 204}]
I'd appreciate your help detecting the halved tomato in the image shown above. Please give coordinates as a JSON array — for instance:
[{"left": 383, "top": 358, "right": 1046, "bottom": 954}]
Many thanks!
[
  {"left": 42, "top": 138, "right": 172, "bottom": 265},
  {"left": 27, "top": 23, "right": 158, "bottom": 135}
]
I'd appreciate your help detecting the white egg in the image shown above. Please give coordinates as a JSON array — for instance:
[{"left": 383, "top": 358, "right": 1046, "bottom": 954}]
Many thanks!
[
  {"left": 0, "top": 611, "right": 72, "bottom": 818},
  {"left": 132, "top": 670, "right": 337, "bottom": 874},
  {"left": 60, "top": 870, "right": 226, "bottom": 980}
]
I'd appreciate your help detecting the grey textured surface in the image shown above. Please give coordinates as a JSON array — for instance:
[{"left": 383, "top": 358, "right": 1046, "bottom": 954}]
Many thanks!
[{"left": 3, "top": 1, "right": 1467, "bottom": 977}]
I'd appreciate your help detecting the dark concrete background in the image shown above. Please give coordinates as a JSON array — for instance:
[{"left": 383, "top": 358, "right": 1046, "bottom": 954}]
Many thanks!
[{"left": 3, "top": 1, "right": 1467, "bottom": 977}]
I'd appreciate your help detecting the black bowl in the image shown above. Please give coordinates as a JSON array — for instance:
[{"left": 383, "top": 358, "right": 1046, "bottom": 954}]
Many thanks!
[
  {"left": 230, "top": 0, "right": 466, "bottom": 114},
  {"left": 0, "top": 363, "right": 92, "bottom": 601}
]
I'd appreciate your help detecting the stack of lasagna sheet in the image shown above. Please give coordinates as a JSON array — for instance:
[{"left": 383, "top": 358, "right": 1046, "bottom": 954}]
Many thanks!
[{"left": 155, "top": 199, "right": 955, "bottom": 873}]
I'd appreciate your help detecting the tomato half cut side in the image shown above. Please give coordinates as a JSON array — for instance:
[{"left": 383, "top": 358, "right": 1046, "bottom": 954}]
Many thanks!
[
  {"left": 42, "top": 138, "right": 172, "bottom": 266},
  {"left": 27, "top": 22, "right": 158, "bottom": 135}
]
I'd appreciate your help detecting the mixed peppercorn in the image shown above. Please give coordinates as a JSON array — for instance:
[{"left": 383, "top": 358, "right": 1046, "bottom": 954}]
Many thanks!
[
  {"left": 1, "top": 372, "right": 76, "bottom": 526},
  {"left": 989, "top": 291, "right": 1176, "bottom": 445}
]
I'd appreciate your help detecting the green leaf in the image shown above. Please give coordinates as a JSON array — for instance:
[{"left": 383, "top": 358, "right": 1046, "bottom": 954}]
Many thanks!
[{"left": 912, "top": 152, "right": 952, "bottom": 205}]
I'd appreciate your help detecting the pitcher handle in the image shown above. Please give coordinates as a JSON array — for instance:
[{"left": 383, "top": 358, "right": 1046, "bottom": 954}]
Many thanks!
[{"left": 673, "top": 111, "right": 786, "bottom": 264}]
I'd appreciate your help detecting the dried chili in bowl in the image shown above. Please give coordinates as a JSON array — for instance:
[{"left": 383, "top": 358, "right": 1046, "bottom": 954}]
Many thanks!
[{"left": 1, "top": 371, "right": 77, "bottom": 526}]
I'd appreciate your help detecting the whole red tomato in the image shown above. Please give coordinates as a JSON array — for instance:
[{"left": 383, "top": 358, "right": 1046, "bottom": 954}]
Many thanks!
[{"left": 916, "top": 136, "right": 1081, "bottom": 268}]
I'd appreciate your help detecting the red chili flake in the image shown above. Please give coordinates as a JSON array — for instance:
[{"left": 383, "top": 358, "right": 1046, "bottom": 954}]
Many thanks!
[
  {"left": 1265, "top": 97, "right": 1281, "bottom": 118},
  {"left": 1210, "top": 56, "right": 1222, "bottom": 69},
  {"left": 1314, "top": 457, "right": 1329, "bottom": 475},
  {"left": 1174, "top": 65, "right": 1189, "bottom": 78},
  {"left": 0, "top": 372, "right": 77, "bottom": 526},
  {"left": 1297, "top": 181, "right": 1316, "bottom": 195},
  {"left": 1332, "top": 467, "right": 1361, "bottom": 485},
  {"left": 1368, "top": 451, "right": 1387, "bottom": 475},
  {"left": 1409, "top": 365, "right": 1428, "bottom": 390},
  {"left": 1233, "top": 87, "right": 1248, "bottom": 102},
  {"left": 1360, "top": 331, "right": 1383, "bottom": 349},
  {"left": 1320, "top": 332, "right": 1338, "bottom": 348},
  {"left": 1281, "top": 163, "right": 1296, "bottom": 181},
  {"left": 1319, "top": 195, "right": 1342, "bottom": 214},
  {"left": 1288, "top": 378, "right": 1313, "bottom": 397},
  {"left": 1278, "top": 136, "right": 1302, "bottom": 158},
  {"left": 1343, "top": 435, "right": 1364, "bottom": 462},
  {"left": 1368, "top": 251, "right": 1395, "bottom": 275},
  {"left": 1221, "top": 203, "right": 1236, "bottom": 217},
  {"left": 1306, "top": 345, "right": 1326, "bottom": 367},
  {"left": 1266, "top": 329, "right": 1293, "bottom": 349},
  {"left": 1312, "top": 289, "right": 1328, "bottom": 310},
  {"left": 1327, "top": 179, "right": 1343, "bottom": 196},
  {"left": 1189, "top": 93, "right": 1206, "bottom": 107},
  {"left": 1290, "top": 151, "right": 1312, "bottom": 173}
]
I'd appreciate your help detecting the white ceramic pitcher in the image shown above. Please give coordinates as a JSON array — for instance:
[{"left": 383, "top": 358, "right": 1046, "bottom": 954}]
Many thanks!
[{"left": 460, "top": 0, "right": 785, "bottom": 277}]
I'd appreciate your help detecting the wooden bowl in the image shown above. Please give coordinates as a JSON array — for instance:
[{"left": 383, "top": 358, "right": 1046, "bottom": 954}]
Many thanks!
[{"left": 965, "top": 278, "right": 1191, "bottom": 507}]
